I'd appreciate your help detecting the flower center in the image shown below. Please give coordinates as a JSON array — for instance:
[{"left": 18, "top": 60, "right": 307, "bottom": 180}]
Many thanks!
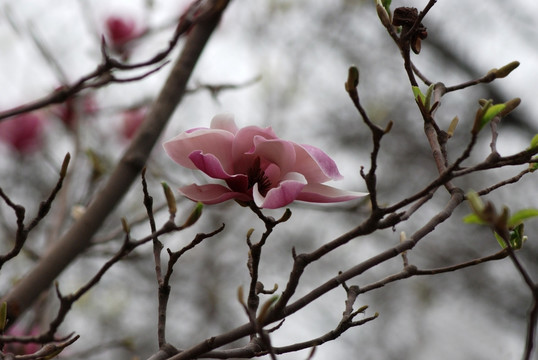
[{"left": 247, "top": 157, "right": 271, "bottom": 196}]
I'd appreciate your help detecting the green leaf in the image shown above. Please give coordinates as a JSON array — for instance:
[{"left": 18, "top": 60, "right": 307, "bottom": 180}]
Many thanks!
[
  {"left": 479, "top": 103, "right": 506, "bottom": 130},
  {"left": 494, "top": 223, "right": 527, "bottom": 250},
  {"left": 466, "top": 190, "right": 485, "bottom": 218},
  {"left": 412, "top": 86, "right": 425, "bottom": 105},
  {"left": 494, "top": 232, "right": 507, "bottom": 248},
  {"left": 529, "top": 134, "right": 538, "bottom": 149},
  {"left": 508, "top": 208, "right": 538, "bottom": 227},
  {"left": 463, "top": 213, "right": 487, "bottom": 225},
  {"left": 510, "top": 224, "right": 525, "bottom": 250},
  {"left": 424, "top": 84, "right": 434, "bottom": 110}
]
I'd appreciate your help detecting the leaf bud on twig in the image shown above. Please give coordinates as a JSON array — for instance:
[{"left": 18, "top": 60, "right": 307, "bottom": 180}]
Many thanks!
[
  {"left": 121, "top": 217, "right": 130, "bottom": 234},
  {"left": 60, "top": 153, "right": 71, "bottom": 178},
  {"left": 345, "top": 66, "right": 359, "bottom": 92},
  {"left": 499, "top": 97, "right": 521, "bottom": 117},
  {"left": 181, "top": 202, "right": 203, "bottom": 228},
  {"left": 161, "top": 182, "right": 177, "bottom": 216},
  {"left": 376, "top": 2, "right": 392, "bottom": 29},
  {"left": 447, "top": 116, "right": 459, "bottom": 138},
  {"left": 237, "top": 285, "right": 246, "bottom": 307},
  {"left": 257, "top": 295, "right": 279, "bottom": 323},
  {"left": 277, "top": 208, "right": 292, "bottom": 223},
  {"left": 487, "top": 61, "right": 520, "bottom": 79}
]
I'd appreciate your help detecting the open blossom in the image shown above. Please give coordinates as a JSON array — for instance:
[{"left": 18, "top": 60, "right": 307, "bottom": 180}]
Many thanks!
[{"left": 163, "top": 114, "right": 367, "bottom": 209}]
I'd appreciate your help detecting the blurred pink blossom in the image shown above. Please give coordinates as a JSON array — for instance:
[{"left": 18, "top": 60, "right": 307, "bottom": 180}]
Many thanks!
[
  {"left": 51, "top": 92, "right": 98, "bottom": 129},
  {"left": 0, "top": 113, "right": 44, "bottom": 154},
  {"left": 105, "top": 15, "right": 143, "bottom": 54},
  {"left": 163, "top": 114, "right": 367, "bottom": 209},
  {"left": 121, "top": 107, "right": 147, "bottom": 139},
  {"left": 3, "top": 325, "right": 41, "bottom": 355}
]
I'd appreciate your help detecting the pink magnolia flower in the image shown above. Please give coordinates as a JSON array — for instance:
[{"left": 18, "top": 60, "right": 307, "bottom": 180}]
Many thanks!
[
  {"left": 163, "top": 114, "right": 367, "bottom": 209},
  {"left": 0, "top": 113, "right": 44, "bottom": 154}
]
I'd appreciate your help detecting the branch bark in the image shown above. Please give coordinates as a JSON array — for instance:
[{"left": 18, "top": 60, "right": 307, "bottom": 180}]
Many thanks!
[{"left": 2, "top": 0, "right": 230, "bottom": 325}]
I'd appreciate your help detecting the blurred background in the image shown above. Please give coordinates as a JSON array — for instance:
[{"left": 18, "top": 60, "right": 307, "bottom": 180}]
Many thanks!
[{"left": 1, "top": 0, "right": 537, "bottom": 359}]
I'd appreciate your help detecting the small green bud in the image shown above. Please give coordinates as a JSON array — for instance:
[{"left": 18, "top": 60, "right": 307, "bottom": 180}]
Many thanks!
[
  {"left": 257, "top": 295, "right": 279, "bottom": 323},
  {"left": 237, "top": 285, "right": 246, "bottom": 307},
  {"left": 121, "top": 217, "right": 130, "bottom": 234},
  {"left": 181, "top": 202, "right": 203, "bottom": 228},
  {"left": 488, "top": 61, "right": 520, "bottom": 79},
  {"left": 376, "top": 3, "right": 392, "bottom": 28},
  {"left": 447, "top": 116, "right": 459, "bottom": 138},
  {"left": 345, "top": 66, "right": 360, "bottom": 92},
  {"left": 466, "top": 190, "right": 485, "bottom": 218},
  {"left": 161, "top": 182, "right": 177, "bottom": 216},
  {"left": 60, "top": 153, "right": 71, "bottom": 178},
  {"left": 384, "top": 120, "right": 393, "bottom": 134},
  {"left": 472, "top": 100, "right": 506, "bottom": 134},
  {"left": 529, "top": 134, "right": 538, "bottom": 149},
  {"left": 277, "top": 208, "right": 292, "bottom": 223},
  {"left": 499, "top": 97, "right": 521, "bottom": 117}
]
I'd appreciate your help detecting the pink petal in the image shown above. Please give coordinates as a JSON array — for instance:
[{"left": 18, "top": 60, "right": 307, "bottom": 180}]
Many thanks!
[
  {"left": 188, "top": 151, "right": 233, "bottom": 179},
  {"left": 179, "top": 183, "right": 250, "bottom": 204},
  {"left": 250, "top": 136, "right": 296, "bottom": 175},
  {"left": 263, "top": 163, "right": 282, "bottom": 187},
  {"left": 232, "top": 125, "right": 278, "bottom": 173},
  {"left": 255, "top": 178, "right": 306, "bottom": 209},
  {"left": 210, "top": 113, "right": 239, "bottom": 134},
  {"left": 296, "top": 183, "right": 368, "bottom": 203},
  {"left": 163, "top": 128, "right": 234, "bottom": 171},
  {"left": 188, "top": 151, "right": 249, "bottom": 192},
  {"left": 294, "top": 144, "right": 343, "bottom": 182}
]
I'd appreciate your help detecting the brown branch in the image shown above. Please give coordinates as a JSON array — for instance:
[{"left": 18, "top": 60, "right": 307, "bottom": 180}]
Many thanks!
[
  {"left": 0, "top": 154, "right": 70, "bottom": 269},
  {"left": 345, "top": 66, "right": 387, "bottom": 211},
  {"left": 476, "top": 168, "right": 532, "bottom": 196}
]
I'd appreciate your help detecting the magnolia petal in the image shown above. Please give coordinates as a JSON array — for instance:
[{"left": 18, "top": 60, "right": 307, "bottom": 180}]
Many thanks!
[
  {"left": 189, "top": 151, "right": 234, "bottom": 179},
  {"left": 250, "top": 136, "right": 296, "bottom": 175},
  {"left": 210, "top": 113, "right": 239, "bottom": 134},
  {"left": 296, "top": 183, "right": 367, "bottom": 203},
  {"left": 232, "top": 125, "right": 278, "bottom": 172},
  {"left": 255, "top": 178, "right": 306, "bottom": 209},
  {"left": 263, "top": 163, "right": 282, "bottom": 187},
  {"left": 163, "top": 129, "right": 234, "bottom": 171},
  {"left": 179, "top": 183, "right": 250, "bottom": 204},
  {"left": 294, "top": 144, "right": 343, "bottom": 182},
  {"left": 188, "top": 151, "right": 249, "bottom": 192}
]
